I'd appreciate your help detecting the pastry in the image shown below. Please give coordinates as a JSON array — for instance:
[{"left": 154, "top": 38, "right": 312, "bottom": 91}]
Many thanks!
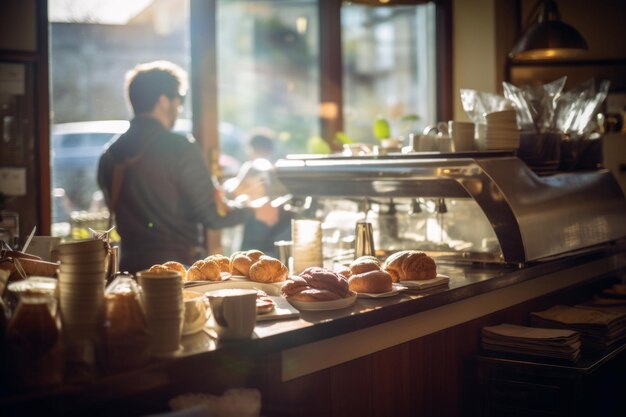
[
  {"left": 256, "top": 291, "right": 276, "bottom": 315},
  {"left": 348, "top": 270, "right": 393, "bottom": 294},
  {"left": 231, "top": 250, "right": 265, "bottom": 277},
  {"left": 249, "top": 255, "right": 288, "bottom": 283},
  {"left": 187, "top": 259, "right": 222, "bottom": 281},
  {"left": 383, "top": 250, "right": 437, "bottom": 282},
  {"left": 335, "top": 264, "right": 351, "bottom": 279},
  {"left": 204, "top": 254, "right": 230, "bottom": 274},
  {"left": 147, "top": 264, "right": 171, "bottom": 274},
  {"left": 162, "top": 261, "right": 187, "bottom": 281},
  {"left": 349, "top": 256, "right": 382, "bottom": 275},
  {"left": 281, "top": 267, "right": 352, "bottom": 302}
]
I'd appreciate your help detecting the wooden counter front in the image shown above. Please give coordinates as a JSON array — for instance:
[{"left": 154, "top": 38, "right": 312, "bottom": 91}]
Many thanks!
[{"left": 1, "top": 246, "right": 625, "bottom": 416}]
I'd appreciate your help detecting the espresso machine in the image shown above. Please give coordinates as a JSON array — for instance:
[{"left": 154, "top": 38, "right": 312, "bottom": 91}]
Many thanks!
[{"left": 274, "top": 152, "right": 626, "bottom": 268}]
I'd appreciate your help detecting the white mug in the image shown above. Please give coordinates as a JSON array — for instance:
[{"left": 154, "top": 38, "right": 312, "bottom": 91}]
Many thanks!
[{"left": 206, "top": 288, "right": 257, "bottom": 339}]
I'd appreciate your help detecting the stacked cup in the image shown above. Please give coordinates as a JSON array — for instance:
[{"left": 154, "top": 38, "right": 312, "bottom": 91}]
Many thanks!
[
  {"left": 480, "top": 109, "right": 520, "bottom": 150},
  {"left": 57, "top": 238, "right": 108, "bottom": 343},
  {"left": 291, "top": 219, "right": 323, "bottom": 274},
  {"left": 137, "top": 270, "right": 184, "bottom": 356},
  {"left": 448, "top": 121, "right": 475, "bottom": 152}
]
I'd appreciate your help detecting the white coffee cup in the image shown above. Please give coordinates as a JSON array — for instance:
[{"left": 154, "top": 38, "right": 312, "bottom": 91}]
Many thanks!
[
  {"left": 206, "top": 288, "right": 257, "bottom": 340},
  {"left": 448, "top": 121, "right": 475, "bottom": 152}
]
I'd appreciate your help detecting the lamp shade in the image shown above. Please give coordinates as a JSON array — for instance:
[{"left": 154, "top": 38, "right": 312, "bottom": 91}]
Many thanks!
[{"left": 509, "top": 0, "right": 588, "bottom": 60}]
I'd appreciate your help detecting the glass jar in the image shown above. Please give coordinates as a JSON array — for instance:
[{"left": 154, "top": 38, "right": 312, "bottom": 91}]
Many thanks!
[
  {"left": 101, "top": 274, "right": 150, "bottom": 373},
  {"left": 5, "top": 291, "right": 64, "bottom": 389}
]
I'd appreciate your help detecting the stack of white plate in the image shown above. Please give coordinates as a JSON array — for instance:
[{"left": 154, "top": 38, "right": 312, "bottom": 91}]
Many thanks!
[
  {"left": 137, "top": 270, "right": 184, "bottom": 356},
  {"left": 481, "top": 109, "right": 520, "bottom": 150},
  {"left": 57, "top": 238, "right": 108, "bottom": 342}
]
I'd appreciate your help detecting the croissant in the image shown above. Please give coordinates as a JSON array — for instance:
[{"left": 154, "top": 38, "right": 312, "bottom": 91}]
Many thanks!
[
  {"left": 162, "top": 261, "right": 187, "bottom": 281},
  {"left": 230, "top": 250, "right": 266, "bottom": 277},
  {"left": 204, "top": 254, "right": 230, "bottom": 273},
  {"left": 187, "top": 259, "right": 221, "bottom": 281},
  {"left": 249, "top": 255, "right": 288, "bottom": 283},
  {"left": 383, "top": 250, "right": 437, "bottom": 282}
]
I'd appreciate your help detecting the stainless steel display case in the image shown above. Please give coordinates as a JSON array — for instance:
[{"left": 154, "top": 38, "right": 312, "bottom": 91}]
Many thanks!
[{"left": 274, "top": 153, "right": 626, "bottom": 266}]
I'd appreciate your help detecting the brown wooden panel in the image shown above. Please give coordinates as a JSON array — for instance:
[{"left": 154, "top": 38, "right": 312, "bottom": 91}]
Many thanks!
[
  {"left": 330, "top": 355, "right": 372, "bottom": 417},
  {"left": 261, "top": 353, "right": 332, "bottom": 417},
  {"left": 371, "top": 344, "right": 412, "bottom": 417}
]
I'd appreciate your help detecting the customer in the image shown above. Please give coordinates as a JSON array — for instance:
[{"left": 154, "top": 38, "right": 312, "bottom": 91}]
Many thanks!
[
  {"left": 226, "top": 129, "right": 291, "bottom": 257},
  {"left": 98, "top": 61, "right": 277, "bottom": 273}
]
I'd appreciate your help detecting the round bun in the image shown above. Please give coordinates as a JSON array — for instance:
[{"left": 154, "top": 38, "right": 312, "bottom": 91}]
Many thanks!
[
  {"left": 334, "top": 264, "right": 351, "bottom": 279},
  {"left": 162, "top": 261, "right": 187, "bottom": 281},
  {"left": 187, "top": 259, "right": 221, "bottom": 281},
  {"left": 147, "top": 264, "right": 171, "bottom": 274},
  {"left": 383, "top": 250, "right": 437, "bottom": 282},
  {"left": 348, "top": 270, "right": 393, "bottom": 294},
  {"left": 349, "top": 256, "right": 382, "bottom": 275},
  {"left": 204, "top": 254, "right": 230, "bottom": 273},
  {"left": 249, "top": 255, "right": 288, "bottom": 283}
]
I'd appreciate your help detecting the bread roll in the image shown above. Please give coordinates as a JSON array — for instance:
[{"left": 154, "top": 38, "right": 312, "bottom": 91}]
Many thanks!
[
  {"left": 187, "top": 259, "right": 221, "bottom": 281},
  {"left": 281, "top": 267, "right": 352, "bottom": 302},
  {"left": 299, "top": 267, "right": 350, "bottom": 298},
  {"left": 349, "top": 256, "right": 382, "bottom": 275},
  {"left": 162, "top": 261, "right": 187, "bottom": 281},
  {"left": 348, "top": 270, "right": 393, "bottom": 294},
  {"left": 383, "top": 250, "right": 437, "bottom": 282},
  {"left": 249, "top": 255, "right": 288, "bottom": 283},
  {"left": 204, "top": 254, "right": 230, "bottom": 274},
  {"left": 230, "top": 250, "right": 266, "bottom": 277},
  {"left": 147, "top": 264, "right": 171, "bottom": 274}
]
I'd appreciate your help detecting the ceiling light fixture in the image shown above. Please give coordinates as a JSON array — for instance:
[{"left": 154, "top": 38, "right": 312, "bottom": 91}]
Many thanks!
[{"left": 509, "top": 0, "right": 588, "bottom": 60}]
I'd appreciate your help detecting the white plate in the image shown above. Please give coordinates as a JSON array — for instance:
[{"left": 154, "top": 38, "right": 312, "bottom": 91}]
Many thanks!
[
  {"left": 183, "top": 272, "right": 231, "bottom": 287},
  {"left": 256, "top": 295, "right": 300, "bottom": 322},
  {"left": 356, "top": 283, "right": 407, "bottom": 299},
  {"left": 189, "top": 280, "right": 283, "bottom": 296},
  {"left": 230, "top": 275, "right": 249, "bottom": 281},
  {"left": 287, "top": 292, "right": 357, "bottom": 311},
  {"left": 401, "top": 274, "right": 450, "bottom": 290}
]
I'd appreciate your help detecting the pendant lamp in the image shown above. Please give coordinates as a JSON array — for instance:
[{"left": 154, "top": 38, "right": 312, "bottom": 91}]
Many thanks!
[{"left": 509, "top": 0, "right": 588, "bottom": 60}]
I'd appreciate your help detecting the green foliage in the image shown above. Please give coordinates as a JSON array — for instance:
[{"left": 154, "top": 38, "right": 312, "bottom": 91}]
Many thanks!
[
  {"left": 306, "top": 136, "right": 332, "bottom": 154},
  {"left": 373, "top": 116, "right": 391, "bottom": 141}
]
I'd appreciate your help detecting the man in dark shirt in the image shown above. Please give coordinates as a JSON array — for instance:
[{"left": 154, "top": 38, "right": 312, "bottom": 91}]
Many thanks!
[{"left": 98, "top": 61, "right": 277, "bottom": 273}]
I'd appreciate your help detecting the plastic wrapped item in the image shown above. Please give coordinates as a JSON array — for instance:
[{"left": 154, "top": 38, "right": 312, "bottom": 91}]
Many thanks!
[
  {"left": 101, "top": 273, "right": 150, "bottom": 373},
  {"left": 460, "top": 89, "right": 512, "bottom": 125},
  {"left": 554, "top": 79, "right": 610, "bottom": 136},
  {"left": 503, "top": 76, "right": 566, "bottom": 133}
]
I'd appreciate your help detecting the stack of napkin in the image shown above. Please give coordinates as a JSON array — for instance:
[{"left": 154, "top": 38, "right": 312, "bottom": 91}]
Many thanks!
[
  {"left": 531, "top": 305, "right": 626, "bottom": 352},
  {"left": 481, "top": 323, "right": 581, "bottom": 362}
]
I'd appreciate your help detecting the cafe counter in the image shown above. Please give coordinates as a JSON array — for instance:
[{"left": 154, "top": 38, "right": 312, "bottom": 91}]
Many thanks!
[{"left": 1, "top": 243, "right": 625, "bottom": 417}]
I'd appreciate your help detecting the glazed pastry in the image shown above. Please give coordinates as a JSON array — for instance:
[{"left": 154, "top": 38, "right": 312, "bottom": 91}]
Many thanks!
[
  {"left": 187, "top": 259, "right": 221, "bottom": 281},
  {"left": 281, "top": 267, "right": 352, "bottom": 302},
  {"left": 348, "top": 270, "right": 393, "bottom": 294},
  {"left": 249, "top": 255, "right": 288, "bottom": 283},
  {"left": 204, "top": 254, "right": 230, "bottom": 274},
  {"left": 383, "top": 250, "right": 437, "bottom": 282},
  {"left": 349, "top": 256, "right": 382, "bottom": 275},
  {"left": 162, "top": 261, "right": 187, "bottom": 281}
]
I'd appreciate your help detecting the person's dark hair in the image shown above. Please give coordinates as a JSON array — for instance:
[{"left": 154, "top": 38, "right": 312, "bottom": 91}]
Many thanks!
[{"left": 125, "top": 60, "right": 188, "bottom": 115}]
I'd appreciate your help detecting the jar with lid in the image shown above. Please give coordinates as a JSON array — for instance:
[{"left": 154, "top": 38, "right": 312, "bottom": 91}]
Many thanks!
[{"left": 5, "top": 278, "right": 64, "bottom": 389}]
